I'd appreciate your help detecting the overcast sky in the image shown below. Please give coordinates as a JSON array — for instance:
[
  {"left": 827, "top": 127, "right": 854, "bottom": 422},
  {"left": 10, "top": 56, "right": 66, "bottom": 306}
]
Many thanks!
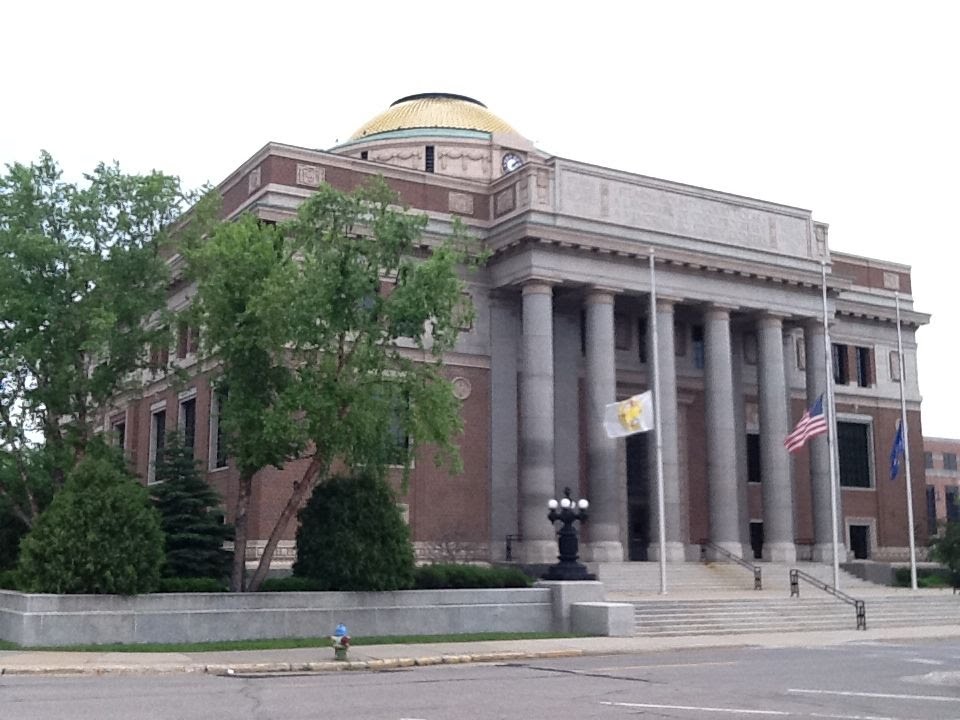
[{"left": 5, "top": 1, "right": 957, "bottom": 438}]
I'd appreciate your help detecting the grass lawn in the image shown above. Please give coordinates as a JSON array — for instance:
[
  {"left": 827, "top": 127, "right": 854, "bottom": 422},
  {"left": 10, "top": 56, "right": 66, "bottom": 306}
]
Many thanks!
[{"left": 9, "top": 632, "right": 588, "bottom": 653}]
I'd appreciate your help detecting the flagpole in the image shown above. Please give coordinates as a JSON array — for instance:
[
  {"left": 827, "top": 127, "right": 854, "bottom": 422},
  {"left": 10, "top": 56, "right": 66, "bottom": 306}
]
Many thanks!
[
  {"left": 649, "top": 249, "right": 668, "bottom": 595},
  {"left": 894, "top": 292, "right": 918, "bottom": 590},
  {"left": 820, "top": 260, "right": 841, "bottom": 589}
]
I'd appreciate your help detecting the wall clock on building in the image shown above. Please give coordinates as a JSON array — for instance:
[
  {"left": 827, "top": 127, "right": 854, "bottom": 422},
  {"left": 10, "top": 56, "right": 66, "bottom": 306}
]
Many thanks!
[{"left": 501, "top": 153, "right": 523, "bottom": 174}]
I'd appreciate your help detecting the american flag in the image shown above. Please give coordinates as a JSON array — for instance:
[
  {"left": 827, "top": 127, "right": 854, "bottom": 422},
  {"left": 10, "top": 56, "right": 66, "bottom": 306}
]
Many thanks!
[{"left": 784, "top": 394, "right": 828, "bottom": 453}]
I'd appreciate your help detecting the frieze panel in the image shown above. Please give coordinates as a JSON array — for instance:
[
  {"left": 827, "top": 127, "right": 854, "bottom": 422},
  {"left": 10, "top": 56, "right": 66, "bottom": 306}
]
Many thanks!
[
  {"left": 560, "top": 169, "right": 811, "bottom": 257},
  {"left": 494, "top": 186, "right": 516, "bottom": 217},
  {"left": 247, "top": 167, "right": 261, "bottom": 194},
  {"left": 296, "top": 163, "right": 325, "bottom": 188},
  {"left": 448, "top": 192, "right": 475, "bottom": 215},
  {"left": 883, "top": 271, "right": 901, "bottom": 291}
]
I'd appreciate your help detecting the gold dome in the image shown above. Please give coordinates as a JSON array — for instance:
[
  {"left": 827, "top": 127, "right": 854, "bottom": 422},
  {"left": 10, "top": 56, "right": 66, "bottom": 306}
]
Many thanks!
[{"left": 350, "top": 93, "right": 517, "bottom": 140}]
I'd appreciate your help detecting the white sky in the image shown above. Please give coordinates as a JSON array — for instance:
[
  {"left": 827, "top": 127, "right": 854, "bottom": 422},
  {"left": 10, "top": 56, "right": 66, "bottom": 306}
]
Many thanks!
[{"left": 4, "top": 1, "right": 957, "bottom": 438}]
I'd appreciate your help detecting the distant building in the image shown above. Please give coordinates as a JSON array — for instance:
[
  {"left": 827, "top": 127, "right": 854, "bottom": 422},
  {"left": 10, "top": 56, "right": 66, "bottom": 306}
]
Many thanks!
[
  {"left": 103, "top": 93, "right": 931, "bottom": 567},
  {"left": 923, "top": 437, "right": 960, "bottom": 534}
]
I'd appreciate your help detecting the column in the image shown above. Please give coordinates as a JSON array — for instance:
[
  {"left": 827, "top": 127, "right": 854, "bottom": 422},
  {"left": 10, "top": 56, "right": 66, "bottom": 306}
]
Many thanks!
[
  {"left": 584, "top": 289, "right": 623, "bottom": 561},
  {"left": 647, "top": 298, "right": 686, "bottom": 561},
  {"left": 805, "top": 320, "right": 846, "bottom": 562},
  {"left": 489, "top": 295, "right": 520, "bottom": 561},
  {"left": 705, "top": 305, "right": 742, "bottom": 555},
  {"left": 758, "top": 313, "right": 796, "bottom": 562},
  {"left": 519, "top": 281, "right": 558, "bottom": 563}
]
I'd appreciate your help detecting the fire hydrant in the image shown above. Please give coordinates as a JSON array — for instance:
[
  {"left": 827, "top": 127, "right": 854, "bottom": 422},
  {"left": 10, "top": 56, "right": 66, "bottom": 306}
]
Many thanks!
[{"left": 331, "top": 623, "right": 350, "bottom": 661}]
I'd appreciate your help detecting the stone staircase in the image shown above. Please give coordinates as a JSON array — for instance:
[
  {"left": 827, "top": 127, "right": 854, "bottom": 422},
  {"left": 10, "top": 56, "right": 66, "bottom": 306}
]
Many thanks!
[{"left": 597, "top": 561, "right": 959, "bottom": 637}]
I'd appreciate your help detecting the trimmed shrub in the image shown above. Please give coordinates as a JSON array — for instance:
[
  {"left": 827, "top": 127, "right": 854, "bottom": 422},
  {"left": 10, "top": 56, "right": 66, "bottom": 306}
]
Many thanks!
[
  {"left": 156, "top": 577, "right": 227, "bottom": 593},
  {"left": 151, "top": 434, "right": 233, "bottom": 580},
  {"left": 413, "top": 564, "right": 532, "bottom": 589},
  {"left": 293, "top": 472, "right": 415, "bottom": 591},
  {"left": 17, "top": 455, "right": 165, "bottom": 595},
  {"left": 260, "top": 576, "right": 324, "bottom": 592},
  {"left": 0, "top": 569, "right": 19, "bottom": 590},
  {"left": 0, "top": 504, "right": 27, "bottom": 572}
]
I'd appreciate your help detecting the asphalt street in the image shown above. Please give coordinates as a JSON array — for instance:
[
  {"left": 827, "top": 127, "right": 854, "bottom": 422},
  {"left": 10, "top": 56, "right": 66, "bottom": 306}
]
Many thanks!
[{"left": 2, "top": 638, "right": 959, "bottom": 720}]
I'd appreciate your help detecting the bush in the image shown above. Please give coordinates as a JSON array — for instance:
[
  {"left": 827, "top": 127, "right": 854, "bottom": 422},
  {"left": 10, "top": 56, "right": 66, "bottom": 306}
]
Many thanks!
[
  {"left": 0, "top": 569, "right": 19, "bottom": 590},
  {"left": 894, "top": 566, "right": 955, "bottom": 587},
  {"left": 156, "top": 577, "right": 227, "bottom": 593},
  {"left": 0, "top": 504, "right": 27, "bottom": 572},
  {"left": 293, "top": 472, "right": 414, "bottom": 591},
  {"left": 151, "top": 434, "right": 232, "bottom": 580},
  {"left": 260, "top": 576, "right": 324, "bottom": 592},
  {"left": 17, "top": 455, "right": 165, "bottom": 595},
  {"left": 930, "top": 522, "right": 960, "bottom": 588},
  {"left": 413, "top": 564, "right": 532, "bottom": 589}
]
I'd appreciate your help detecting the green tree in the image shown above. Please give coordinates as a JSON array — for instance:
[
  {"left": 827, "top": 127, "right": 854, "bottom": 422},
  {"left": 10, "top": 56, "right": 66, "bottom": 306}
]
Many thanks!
[
  {"left": 188, "top": 179, "right": 478, "bottom": 591},
  {"left": 930, "top": 521, "right": 960, "bottom": 586},
  {"left": 17, "top": 450, "right": 165, "bottom": 594},
  {"left": 0, "top": 153, "right": 205, "bottom": 527},
  {"left": 293, "top": 472, "right": 414, "bottom": 591},
  {"left": 151, "top": 433, "right": 233, "bottom": 580}
]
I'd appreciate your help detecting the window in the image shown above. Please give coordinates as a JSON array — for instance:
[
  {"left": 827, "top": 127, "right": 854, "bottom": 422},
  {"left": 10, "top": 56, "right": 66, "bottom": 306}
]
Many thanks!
[
  {"left": 926, "top": 486, "right": 938, "bottom": 536},
  {"left": 944, "top": 453, "right": 958, "bottom": 471},
  {"left": 691, "top": 325, "right": 704, "bottom": 370},
  {"left": 746, "top": 433, "right": 761, "bottom": 484},
  {"left": 148, "top": 409, "right": 166, "bottom": 484},
  {"left": 111, "top": 417, "right": 126, "bottom": 452},
  {"left": 387, "top": 400, "right": 411, "bottom": 466},
  {"left": 177, "top": 321, "right": 200, "bottom": 358},
  {"left": 947, "top": 487, "right": 960, "bottom": 523},
  {"left": 360, "top": 150, "right": 368, "bottom": 160},
  {"left": 832, "top": 344, "right": 849, "bottom": 385},
  {"left": 637, "top": 320, "right": 647, "bottom": 364},
  {"left": 425, "top": 145, "right": 435, "bottom": 173},
  {"left": 149, "top": 341, "right": 169, "bottom": 372},
  {"left": 209, "top": 390, "right": 228, "bottom": 470},
  {"left": 674, "top": 324, "right": 687, "bottom": 357},
  {"left": 742, "top": 332, "right": 758, "bottom": 366},
  {"left": 179, "top": 397, "right": 197, "bottom": 452},
  {"left": 837, "top": 421, "right": 872, "bottom": 488},
  {"left": 925, "top": 451, "right": 934, "bottom": 469},
  {"left": 614, "top": 314, "right": 631, "bottom": 350},
  {"left": 795, "top": 336, "right": 806, "bottom": 370},
  {"left": 855, "top": 346, "right": 873, "bottom": 387}
]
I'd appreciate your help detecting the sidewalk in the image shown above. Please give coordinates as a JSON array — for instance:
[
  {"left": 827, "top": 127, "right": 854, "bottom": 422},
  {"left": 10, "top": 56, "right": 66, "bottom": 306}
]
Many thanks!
[{"left": 4, "top": 625, "right": 960, "bottom": 676}]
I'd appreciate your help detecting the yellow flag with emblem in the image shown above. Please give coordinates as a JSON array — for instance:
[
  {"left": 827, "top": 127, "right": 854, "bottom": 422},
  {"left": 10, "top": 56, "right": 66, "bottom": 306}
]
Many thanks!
[{"left": 603, "top": 391, "right": 654, "bottom": 438}]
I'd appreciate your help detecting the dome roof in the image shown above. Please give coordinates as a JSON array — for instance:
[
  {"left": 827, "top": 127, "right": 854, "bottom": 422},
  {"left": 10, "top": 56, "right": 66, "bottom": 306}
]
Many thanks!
[{"left": 349, "top": 93, "right": 517, "bottom": 140}]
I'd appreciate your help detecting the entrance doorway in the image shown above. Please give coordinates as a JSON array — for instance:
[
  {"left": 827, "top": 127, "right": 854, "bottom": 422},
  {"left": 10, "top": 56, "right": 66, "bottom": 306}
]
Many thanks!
[
  {"left": 749, "top": 521, "right": 764, "bottom": 560},
  {"left": 849, "top": 524, "right": 870, "bottom": 559},
  {"left": 626, "top": 434, "right": 650, "bottom": 560}
]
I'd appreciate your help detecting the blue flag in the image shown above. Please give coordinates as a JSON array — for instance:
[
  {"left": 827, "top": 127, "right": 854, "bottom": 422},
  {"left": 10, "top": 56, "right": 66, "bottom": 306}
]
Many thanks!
[{"left": 889, "top": 421, "right": 904, "bottom": 481}]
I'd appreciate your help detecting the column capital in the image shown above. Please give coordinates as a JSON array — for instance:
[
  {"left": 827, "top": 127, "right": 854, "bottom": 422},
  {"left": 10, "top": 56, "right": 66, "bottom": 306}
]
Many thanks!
[
  {"left": 656, "top": 294, "right": 685, "bottom": 307},
  {"left": 585, "top": 286, "right": 618, "bottom": 304},
  {"left": 757, "top": 312, "right": 788, "bottom": 329},
  {"left": 521, "top": 280, "right": 555, "bottom": 296},
  {"left": 705, "top": 303, "right": 737, "bottom": 320}
]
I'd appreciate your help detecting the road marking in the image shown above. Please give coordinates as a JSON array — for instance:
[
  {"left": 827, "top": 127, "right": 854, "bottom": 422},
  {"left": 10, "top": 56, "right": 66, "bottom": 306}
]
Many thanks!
[
  {"left": 600, "top": 701, "right": 907, "bottom": 719},
  {"left": 789, "top": 688, "right": 960, "bottom": 703},
  {"left": 905, "top": 658, "right": 943, "bottom": 665},
  {"left": 591, "top": 661, "right": 738, "bottom": 671}
]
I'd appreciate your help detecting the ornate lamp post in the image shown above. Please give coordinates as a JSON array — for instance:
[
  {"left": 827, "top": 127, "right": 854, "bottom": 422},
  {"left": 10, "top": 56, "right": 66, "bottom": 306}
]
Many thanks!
[{"left": 543, "top": 487, "right": 596, "bottom": 581}]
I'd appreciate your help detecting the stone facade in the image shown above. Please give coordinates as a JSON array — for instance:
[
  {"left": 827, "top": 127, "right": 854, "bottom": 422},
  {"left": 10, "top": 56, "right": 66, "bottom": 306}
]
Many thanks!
[{"left": 108, "top": 95, "right": 931, "bottom": 568}]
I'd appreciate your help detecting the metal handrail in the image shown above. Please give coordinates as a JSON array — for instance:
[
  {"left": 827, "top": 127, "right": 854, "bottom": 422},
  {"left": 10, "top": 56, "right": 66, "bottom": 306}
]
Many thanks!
[
  {"left": 700, "top": 540, "right": 762, "bottom": 590},
  {"left": 790, "top": 568, "right": 866, "bottom": 630}
]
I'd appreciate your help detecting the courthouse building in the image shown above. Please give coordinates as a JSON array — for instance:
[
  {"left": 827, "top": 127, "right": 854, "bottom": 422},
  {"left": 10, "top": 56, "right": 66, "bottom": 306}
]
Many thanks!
[{"left": 108, "top": 93, "right": 930, "bottom": 567}]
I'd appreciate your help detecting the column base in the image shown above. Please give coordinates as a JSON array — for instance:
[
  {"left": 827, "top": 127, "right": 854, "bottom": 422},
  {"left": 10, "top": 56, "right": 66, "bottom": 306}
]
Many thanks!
[
  {"left": 586, "top": 541, "right": 624, "bottom": 562},
  {"left": 763, "top": 542, "right": 797, "bottom": 563},
  {"left": 646, "top": 541, "right": 688, "bottom": 562},
  {"left": 521, "top": 540, "right": 562, "bottom": 565},
  {"left": 811, "top": 543, "right": 849, "bottom": 563}
]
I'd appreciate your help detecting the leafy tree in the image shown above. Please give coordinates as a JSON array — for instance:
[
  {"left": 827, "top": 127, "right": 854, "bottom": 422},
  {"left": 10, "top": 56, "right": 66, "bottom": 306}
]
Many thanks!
[
  {"left": 17, "top": 450, "right": 165, "bottom": 594},
  {"left": 293, "top": 472, "right": 414, "bottom": 591},
  {"left": 0, "top": 153, "right": 204, "bottom": 526},
  {"left": 151, "top": 433, "right": 233, "bottom": 580},
  {"left": 187, "top": 179, "right": 479, "bottom": 591},
  {"left": 930, "top": 521, "right": 960, "bottom": 587}
]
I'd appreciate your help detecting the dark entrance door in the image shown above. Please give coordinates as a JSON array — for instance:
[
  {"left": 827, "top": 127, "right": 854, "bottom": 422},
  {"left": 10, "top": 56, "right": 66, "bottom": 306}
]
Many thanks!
[
  {"left": 849, "top": 525, "right": 870, "bottom": 559},
  {"left": 626, "top": 434, "right": 650, "bottom": 560},
  {"left": 749, "top": 521, "right": 764, "bottom": 560}
]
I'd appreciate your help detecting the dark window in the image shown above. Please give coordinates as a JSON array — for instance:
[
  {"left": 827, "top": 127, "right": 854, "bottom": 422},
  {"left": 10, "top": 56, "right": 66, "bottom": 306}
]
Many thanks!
[
  {"left": 188, "top": 325, "right": 200, "bottom": 355},
  {"left": 180, "top": 398, "right": 196, "bottom": 452},
  {"left": 926, "top": 486, "right": 938, "bottom": 535},
  {"left": 837, "top": 421, "right": 871, "bottom": 488},
  {"left": 149, "top": 342, "right": 169, "bottom": 372},
  {"left": 214, "top": 392, "right": 228, "bottom": 469},
  {"left": 177, "top": 321, "right": 189, "bottom": 359},
  {"left": 425, "top": 146, "right": 435, "bottom": 173},
  {"left": 387, "top": 400, "right": 411, "bottom": 466},
  {"left": 742, "top": 332, "right": 758, "bottom": 365},
  {"left": 113, "top": 421, "right": 126, "bottom": 451},
  {"left": 747, "top": 434, "right": 761, "bottom": 483},
  {"left": 856, "top": 346, "right": 872, "bottom": 387},
  {"left": 925, "top": 451, "right": 934, "bottom": 469},
  {"left": 614, "top": 314, "right": 631, "bottom": 350},
  {"left": 637, "top": 319, "right": 647, "bottom": 364},
  {"left": 832, "top": 344, "right": 849, "bottom": 385},
  {"left": 360, "top": 150, "right": 368, "bottom": 160},
  {"left": 692, "top": 324, "right": 704, "bottom": 370},
  {"left": 947, "top": 487, "right": 960, "bottom": 523},
  {"left": 944, "top": 453, "right": 958, "bottom": 471},
  {"left": 154, "top": 411, "right": 166, "bottom": 456}
]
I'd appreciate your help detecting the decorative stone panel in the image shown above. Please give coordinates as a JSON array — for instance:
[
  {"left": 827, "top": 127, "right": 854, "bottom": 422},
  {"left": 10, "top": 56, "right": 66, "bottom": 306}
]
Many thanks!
[
  {"left": 494, "top": 186, "right": 516, "bottom": 217},
  {"left": 883, "top": 271, "right": 901, "bottom": 291},
  {"left": 448, "top": 192, "right": 474, "bottom": 215},
  {"left": 247, "top": 167, "right": 261, "bottom": 194},
  {"left": 296, "top": 163, "right": 325, "bottom": 188}
]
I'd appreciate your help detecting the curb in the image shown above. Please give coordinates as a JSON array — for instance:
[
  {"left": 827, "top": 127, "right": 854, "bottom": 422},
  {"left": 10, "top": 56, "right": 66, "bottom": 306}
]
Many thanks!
[{"left": 0, "top": 649, "right": 588, "bottom": 677}]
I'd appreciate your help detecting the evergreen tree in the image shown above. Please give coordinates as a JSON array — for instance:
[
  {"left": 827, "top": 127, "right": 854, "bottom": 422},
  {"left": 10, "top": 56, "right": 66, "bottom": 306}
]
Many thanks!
[{"left": 151, "top": 434, "right": 233, "bottom": 580}]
